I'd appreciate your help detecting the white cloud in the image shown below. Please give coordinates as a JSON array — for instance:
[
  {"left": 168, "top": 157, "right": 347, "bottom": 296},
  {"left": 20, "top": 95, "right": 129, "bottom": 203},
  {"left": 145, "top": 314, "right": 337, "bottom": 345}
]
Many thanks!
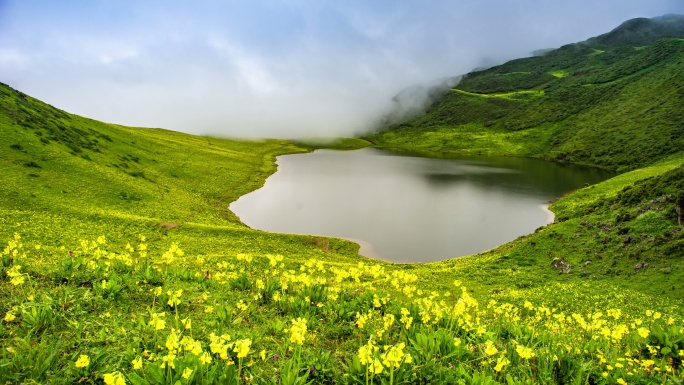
[
  {"left": 0, "top": 48, "right": 28, "bottom": 69},
  {"left": 0, "top": 0, "right": 681, "bottom": 138}
]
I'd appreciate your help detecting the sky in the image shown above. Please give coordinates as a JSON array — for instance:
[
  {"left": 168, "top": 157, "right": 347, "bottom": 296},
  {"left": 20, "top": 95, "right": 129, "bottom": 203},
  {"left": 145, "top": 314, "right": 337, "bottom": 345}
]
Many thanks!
[{"left": 1, "top": 1, "right": 683, "bottom": 139}]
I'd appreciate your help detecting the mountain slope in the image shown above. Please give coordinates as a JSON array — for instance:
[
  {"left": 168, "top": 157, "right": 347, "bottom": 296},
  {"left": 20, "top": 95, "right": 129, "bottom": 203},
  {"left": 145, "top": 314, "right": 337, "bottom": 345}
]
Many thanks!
[
  {"left": 368, "top": 16, "right": 684, "bottom": 172},
  {"left": 0, "top": 82, "right": 373, "bottom": 260}
]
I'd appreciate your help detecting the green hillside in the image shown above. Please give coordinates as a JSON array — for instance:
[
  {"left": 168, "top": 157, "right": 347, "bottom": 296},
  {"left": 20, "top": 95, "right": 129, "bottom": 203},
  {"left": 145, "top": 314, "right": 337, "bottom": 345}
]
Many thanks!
[
  {"left": 2, "top": 16, "right": 684, "bottom": 385},
  {"left": 368, "top": 32, "right": 684, "bottom": 172}
]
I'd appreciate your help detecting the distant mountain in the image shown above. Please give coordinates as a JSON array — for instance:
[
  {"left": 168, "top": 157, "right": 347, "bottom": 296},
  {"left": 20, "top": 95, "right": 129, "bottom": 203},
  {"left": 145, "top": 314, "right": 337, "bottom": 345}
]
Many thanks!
[
  {"left": 375, "top": 14, "right": 684, "bottom": 132},
  {"left": 368, "top": 14, "right": 684, "bottom": 171},
  {"left": 585, "top": 14, "right": 684, "bottom": 48}
]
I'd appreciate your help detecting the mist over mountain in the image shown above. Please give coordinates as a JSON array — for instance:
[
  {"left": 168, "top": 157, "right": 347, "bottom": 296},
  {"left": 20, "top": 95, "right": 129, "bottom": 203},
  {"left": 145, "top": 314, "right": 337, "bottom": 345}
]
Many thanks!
[{"left": 373, "top": 14, "right": 684, "bottom": 131}]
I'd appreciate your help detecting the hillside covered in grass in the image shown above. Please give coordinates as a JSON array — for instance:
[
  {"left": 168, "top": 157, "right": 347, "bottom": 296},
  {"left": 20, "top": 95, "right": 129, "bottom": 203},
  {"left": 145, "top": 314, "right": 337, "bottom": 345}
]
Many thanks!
[
  {"left": 368, "top": 15, "right": 684, "bottom": 173},
  {"left": 2, "top": 15, "right": 684, "bottom": 385}
]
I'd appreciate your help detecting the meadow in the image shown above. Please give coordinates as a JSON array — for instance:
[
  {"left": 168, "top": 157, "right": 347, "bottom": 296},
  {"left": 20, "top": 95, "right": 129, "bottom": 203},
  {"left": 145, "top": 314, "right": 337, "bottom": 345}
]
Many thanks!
[{"left": 1, "top": 80, "right": 684, "bottom": 384}]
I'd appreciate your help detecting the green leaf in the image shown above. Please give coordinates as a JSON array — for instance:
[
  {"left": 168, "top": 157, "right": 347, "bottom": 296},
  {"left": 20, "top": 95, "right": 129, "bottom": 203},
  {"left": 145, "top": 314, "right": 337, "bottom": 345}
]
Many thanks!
[
  {"left": 146, "top": 364, "right": 166, "bottom": 384},
  {"left": 126, "top": 372, "right": 151, "bottom": 385}
]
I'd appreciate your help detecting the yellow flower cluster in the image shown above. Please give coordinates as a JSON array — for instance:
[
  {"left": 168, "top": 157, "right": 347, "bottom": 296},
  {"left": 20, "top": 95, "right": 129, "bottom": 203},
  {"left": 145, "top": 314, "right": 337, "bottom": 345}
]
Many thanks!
[
  {"left": 4, "top": 310, "right": 16, "bottom": 322},
  {"left": 515, "top": 345, "right": 535, "bottom": 360},
  {"left": 161, "top": 243, "right": 184, "bottom": 265},
  {"left": 484, "top": 340, "right": 498, "bottom": 356},
  {"left": 209, "top": 333, "right": 233, "bottom": 360},
  {"left": 131, "top": 356, "right": 143, "bottom": 370},
  {"left": 167, "top": 289, "right": 182, "bottom": 307},
  {"left": 287, "top": 317, "right": 308, "bottom": 345},
  {"left": 103, "top": 371, "right": 126, "bottom": 385},
  {"left": 493, "top": 355, "right": 509, "bottom": 372},
  {"left": 233, "top": 338, "right": 252, "bottom": 358},
  {"left": 356, "top": 311, "right": 372, "bottom": 329},
  {"left": 381, "top": 342, "right": 412, "bottom": 369},
  {"left": 7, "top": 265, "right": 25, "bottom": 286},
  {"left": 400, "top": 308, "right": 413, "bottom": 330},
  {"left": 75, "top": 354, "right": 90, "bottom": 368},
  {"left": 2, "top": 234, "right": 22, "bottom": 259},
  {"left": 236, "top": 253, "right": 253, "bottom": 263},
  {"left": 148, "top": 312, "right": 166, "bottom": 330}
]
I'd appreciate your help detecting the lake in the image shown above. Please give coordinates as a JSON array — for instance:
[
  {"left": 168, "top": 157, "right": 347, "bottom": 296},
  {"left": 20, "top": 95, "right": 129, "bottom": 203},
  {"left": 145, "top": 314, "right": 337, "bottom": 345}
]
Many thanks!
[{"left": 230, "top": 148, "right": 614, "bottom": 263}]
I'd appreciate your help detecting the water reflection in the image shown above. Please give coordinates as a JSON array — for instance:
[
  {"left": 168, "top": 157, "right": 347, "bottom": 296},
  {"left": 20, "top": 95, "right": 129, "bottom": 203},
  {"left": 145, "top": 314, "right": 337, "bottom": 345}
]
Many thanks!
[{"left": 230, "top": 148, "right": 614, "bottom": 263}]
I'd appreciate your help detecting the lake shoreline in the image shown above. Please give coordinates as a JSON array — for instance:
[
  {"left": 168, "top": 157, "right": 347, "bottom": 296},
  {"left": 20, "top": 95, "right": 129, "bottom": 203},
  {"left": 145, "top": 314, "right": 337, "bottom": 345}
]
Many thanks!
[{"left": 231, "top": 148, "right": 611, "bottom": 263}]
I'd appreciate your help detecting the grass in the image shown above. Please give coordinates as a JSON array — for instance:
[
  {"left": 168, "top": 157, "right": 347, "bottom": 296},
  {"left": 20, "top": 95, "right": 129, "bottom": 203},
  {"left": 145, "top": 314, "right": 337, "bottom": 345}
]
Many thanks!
[{"left": 2, "top": 79, "right": 684, "bottom": 384}]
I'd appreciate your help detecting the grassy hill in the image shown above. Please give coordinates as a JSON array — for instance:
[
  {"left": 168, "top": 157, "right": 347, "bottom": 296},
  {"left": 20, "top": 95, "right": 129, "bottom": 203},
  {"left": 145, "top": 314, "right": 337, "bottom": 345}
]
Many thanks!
[
  {"left": 368, "top": 19, "right": 684, "bottom": 172},
  {"left": 2, "top": 16, "right": 684, "bottom": 385}
]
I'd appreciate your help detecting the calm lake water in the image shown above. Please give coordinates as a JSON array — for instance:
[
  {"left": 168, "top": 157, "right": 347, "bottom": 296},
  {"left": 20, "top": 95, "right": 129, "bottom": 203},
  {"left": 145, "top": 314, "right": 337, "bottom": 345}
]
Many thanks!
[{"left": 230, "top": 148, "right": 614, "bottom": 263}]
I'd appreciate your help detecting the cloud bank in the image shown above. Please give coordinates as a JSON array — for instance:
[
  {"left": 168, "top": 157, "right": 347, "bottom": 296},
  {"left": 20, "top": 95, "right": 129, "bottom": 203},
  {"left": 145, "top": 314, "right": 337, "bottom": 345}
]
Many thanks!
[{"left": 1, "top": 1, "right": 682, "bottom": 138}]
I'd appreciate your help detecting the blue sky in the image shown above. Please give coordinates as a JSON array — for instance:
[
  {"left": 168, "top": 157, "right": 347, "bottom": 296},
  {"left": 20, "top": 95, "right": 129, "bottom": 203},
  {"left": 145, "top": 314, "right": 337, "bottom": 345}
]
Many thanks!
[{"left": 1, "top": 1, "right": 682, "bottom": 138}]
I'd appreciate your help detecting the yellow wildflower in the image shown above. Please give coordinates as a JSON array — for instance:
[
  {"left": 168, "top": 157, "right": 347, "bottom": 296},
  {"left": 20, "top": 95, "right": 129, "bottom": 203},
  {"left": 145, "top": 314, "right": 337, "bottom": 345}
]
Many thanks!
[
  {"left": 233, "top": 339, "right": 252, "bottom": 358},
  {"left": 167, "top": 289, "right": 182, "bottom": 307},
  {"left": 400, "top": 308, "right": 413, "bottom": 330},
  {"left": 162, "top": 353, "right": 176, "bottom": 369},
  {"left": 356, "top": 312, "right": 370, "bottom": 329},
  {"left": 381, "top": 342, "right": 407, "bottom": 368},
  {"left": 148, "top": 312, "right": 166, "bottom": 330},
  {"left": 75, "top": 355, "right": 90, "bottom": 368},
  {"left": 484, "top": 341, "right": 498, "bottom": 356},
  {"left": 358, "top": 342, "right": 376, "bottom": 365},
  {"left": 494, "top": 355, "right": 509, "bottom": 372},
  {"left": 383, "top": 313, "right": 395, "bottom": 331},
  {"left": 132, "top": 356, "right": 143, "bottom": 370},
  {"left": 165, "top": 329, "right": 180, "bottom": 353},
  {"left": 182, "top": 367, "right": 193, "bottom": 379},
  {"left": 103, "top": 372, "right": 126, "bottom": 385},
  {"left": 4, "top": 311, "right": 16, "bottom": 322},
  {"left": 7, "top": 265, "right": 25, "bottom": 286},
  {"left": 200, "top": 351, "right": 212, "bottom": 365},
  {"left": 287, "top": 317, "right": 308, "bottom": 345},
  {"left": 516, "top": 345, "right": 535, "bottom": 360},
  {"left": 637, "top": 327, "right": 650, "bottom": 339},
  {"left": 371, "top": 358, "right": 384, "bottom": 374}
]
